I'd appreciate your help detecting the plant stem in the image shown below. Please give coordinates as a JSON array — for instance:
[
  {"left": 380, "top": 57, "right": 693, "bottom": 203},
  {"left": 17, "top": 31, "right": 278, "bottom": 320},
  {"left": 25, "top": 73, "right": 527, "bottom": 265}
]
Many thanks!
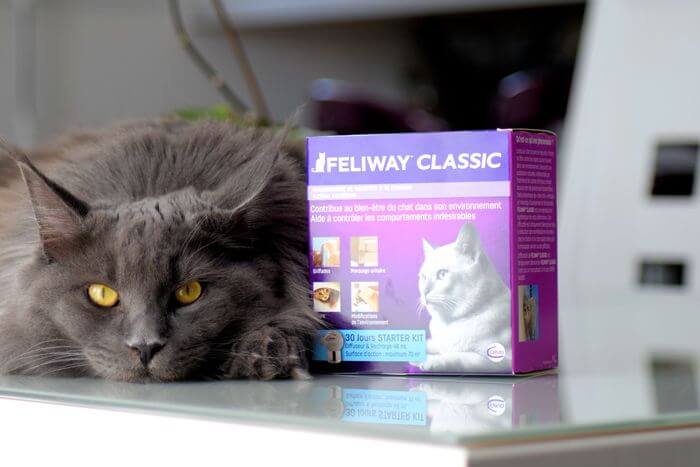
[
  {"left": 211, "top": 0, "right": 270, "bottom": 123},
  {"left": 167, "top": 0, "right": 248, "bottom": 115}
]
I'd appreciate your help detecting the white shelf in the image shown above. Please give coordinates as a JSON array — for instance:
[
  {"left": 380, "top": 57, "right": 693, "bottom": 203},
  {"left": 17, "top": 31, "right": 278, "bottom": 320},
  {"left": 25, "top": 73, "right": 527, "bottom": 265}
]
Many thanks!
[{"left": 199, "top": 0, "right": 584, "bottom": 29}]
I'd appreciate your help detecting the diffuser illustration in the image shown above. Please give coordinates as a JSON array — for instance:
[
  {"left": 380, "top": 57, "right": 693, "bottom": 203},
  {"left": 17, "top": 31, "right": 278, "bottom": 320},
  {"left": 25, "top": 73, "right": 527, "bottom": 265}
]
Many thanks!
[{"left": 321, "top": 331, "right": 344, "bottom": 363}]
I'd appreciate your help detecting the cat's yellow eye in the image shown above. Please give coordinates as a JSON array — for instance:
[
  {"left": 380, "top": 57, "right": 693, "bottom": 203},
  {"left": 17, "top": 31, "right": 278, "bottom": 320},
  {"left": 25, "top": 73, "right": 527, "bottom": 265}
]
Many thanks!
[
  {"left": 87, "top": 284, "right": 120, "bottom": 308},
  {"left": 175, "top": 281, "right": 202, "bottom": 305}
]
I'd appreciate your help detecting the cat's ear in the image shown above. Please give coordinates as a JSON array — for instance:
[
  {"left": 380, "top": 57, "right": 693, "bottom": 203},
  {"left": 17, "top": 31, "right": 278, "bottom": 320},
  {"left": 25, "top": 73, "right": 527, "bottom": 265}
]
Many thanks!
[
  {"left": 16, "top": 156, "right": 89, "bottom": 259},
  {"left": 455, "top": 222, "right": 480, "bottom": 259},
  {"left": 202, "top": 124, "right": 290, "bottom": 216},
  {"left": 422, "top": 239, "right": 434, "bottom": 258}
]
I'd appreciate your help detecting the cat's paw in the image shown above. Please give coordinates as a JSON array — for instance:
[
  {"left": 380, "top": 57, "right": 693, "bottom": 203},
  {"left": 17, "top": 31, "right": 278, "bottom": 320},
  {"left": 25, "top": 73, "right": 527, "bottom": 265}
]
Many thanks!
[
  {"left": 410, "top": 339, "right": 441, "bottom": 368},
  {"left": 416, "top": 355, "right": 442, "bottom": 372},
  {"left": 223, "top": 327, "right": 310, "bottom": 380}
]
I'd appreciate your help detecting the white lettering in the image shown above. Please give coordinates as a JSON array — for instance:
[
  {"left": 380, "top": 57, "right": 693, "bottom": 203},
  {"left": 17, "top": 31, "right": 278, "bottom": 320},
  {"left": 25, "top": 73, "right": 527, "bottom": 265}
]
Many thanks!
[{"left": 315, "top": 151, "right": 503, "bottom": 173}]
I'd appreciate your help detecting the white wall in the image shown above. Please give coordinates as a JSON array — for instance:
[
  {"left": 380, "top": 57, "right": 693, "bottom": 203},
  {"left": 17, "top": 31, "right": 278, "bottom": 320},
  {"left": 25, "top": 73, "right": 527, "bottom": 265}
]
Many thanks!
[
  {"left": 562, "top": 0, "right": 700, "bottom": 301},
  {"left": 560, "top": 0, "right": 700, "bottom": 374},
  {"left": 1, "top": 0, "right": 410, "bottom": 144}
]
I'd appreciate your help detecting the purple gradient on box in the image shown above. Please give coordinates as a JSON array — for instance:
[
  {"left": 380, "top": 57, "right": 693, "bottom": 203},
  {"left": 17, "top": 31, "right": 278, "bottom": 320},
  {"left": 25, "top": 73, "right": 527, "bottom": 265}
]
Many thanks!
[
  {"left": 307, "top": 130, "right": 557, "bottom": 375},
  {"left": 309, "top": 196, "right": 510, "bottom": 317}
]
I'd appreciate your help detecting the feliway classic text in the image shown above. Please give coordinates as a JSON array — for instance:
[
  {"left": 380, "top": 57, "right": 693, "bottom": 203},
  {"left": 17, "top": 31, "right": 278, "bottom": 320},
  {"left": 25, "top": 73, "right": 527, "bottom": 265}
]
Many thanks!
[
  {"left": 307, "top": 130, "right": 558, "bottom": 376},
  {"left": 312, "top": 151, "right": 502, "bottom": 173}
]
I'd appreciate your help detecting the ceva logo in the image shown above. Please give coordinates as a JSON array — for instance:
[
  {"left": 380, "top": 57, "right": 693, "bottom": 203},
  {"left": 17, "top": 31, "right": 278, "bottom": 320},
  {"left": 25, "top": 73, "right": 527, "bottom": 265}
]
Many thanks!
[
  {"left": 487, "top": 396, "right": 506, "bottom": 416},
  {"left": 486, "top": 343, "right": 506, "bottom": 363}
]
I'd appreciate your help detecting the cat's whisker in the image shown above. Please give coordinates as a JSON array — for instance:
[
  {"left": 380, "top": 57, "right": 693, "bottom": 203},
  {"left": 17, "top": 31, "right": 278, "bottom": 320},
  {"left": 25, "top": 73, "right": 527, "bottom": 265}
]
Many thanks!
[
  {"left": 3, "top": 343, "right": 81, "bottom": 366},
  {"left": 17, "top": 355, "right": 88, "bottom": 375},
  {"left": 17, "top": 346, "right": 83, "bottom": 357},
  {"left": 182, "top": 213, "right": 208, "bottom": 248},
  {"left": 6, "top": 350, "right": 85, "bottom": 368},
  {"left": 180, "top": 237, "right": 221, "bottom": 269},
  {"left": 19, "top": 338, "right": 74, "bottom": 352},
  {"left": 23, "top": 354, "right": 86, "bottom": 366},
  {"left": 7, "top": 346, "right": 83, "bottom": 362},
  {"left": 179, "top": 210, "right": 216, "bottom": 263},
  {"left": 415, "top": 299, "right": 427, "bottom": 318},
  {"left": 17, "top": 348, "right": 84, "bottom": 358},
  {"left": 39, "top": 362, "right": 91, "bottom": 377}
]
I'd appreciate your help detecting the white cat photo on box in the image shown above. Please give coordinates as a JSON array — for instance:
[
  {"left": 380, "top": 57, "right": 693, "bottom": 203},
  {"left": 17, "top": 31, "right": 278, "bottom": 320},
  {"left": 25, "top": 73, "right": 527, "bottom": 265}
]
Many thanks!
[{"left": 416, "top": 222, "right": 512, "bottom": 373}]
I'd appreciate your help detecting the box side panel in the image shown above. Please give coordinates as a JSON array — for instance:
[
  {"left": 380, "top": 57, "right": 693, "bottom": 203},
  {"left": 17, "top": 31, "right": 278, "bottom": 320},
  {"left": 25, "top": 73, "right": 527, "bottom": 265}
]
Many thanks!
[
  {"left": 507, "top": 132, "right": 517, "bottom": 375},
  {"left": 510, "top": 131, "right": 558, "bottom": 373}
]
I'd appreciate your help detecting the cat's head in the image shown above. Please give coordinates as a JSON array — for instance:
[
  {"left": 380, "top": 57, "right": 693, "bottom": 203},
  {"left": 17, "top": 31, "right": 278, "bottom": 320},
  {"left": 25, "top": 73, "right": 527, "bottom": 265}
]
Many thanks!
[
  {"left": 418, "top": 222, "right": 484, "bottom": 322},
  {"left": 12, "top": 128, "right": 309, "bottom": 382},
  {"left": 523, "top": 297, "right": 534, "bottom": 315}
]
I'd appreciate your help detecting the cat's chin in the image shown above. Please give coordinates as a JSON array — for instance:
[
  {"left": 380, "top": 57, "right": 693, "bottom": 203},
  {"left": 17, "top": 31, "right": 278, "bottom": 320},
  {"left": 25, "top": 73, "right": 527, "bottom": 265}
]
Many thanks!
[
  {"left": 428, "top": 307, "right": 467, "bottom": 325},
  {"left": 426, "top": 305, "right": 450, "bottom": 321},
  {"left": 97, "top": 366, "right": 187, "bottom": 383}
]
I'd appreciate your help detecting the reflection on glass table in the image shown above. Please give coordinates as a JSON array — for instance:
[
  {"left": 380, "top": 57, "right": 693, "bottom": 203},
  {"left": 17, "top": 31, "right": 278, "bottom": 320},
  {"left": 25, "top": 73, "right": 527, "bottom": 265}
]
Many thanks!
[{"left": 1, "top": 366, "right": 698, "bottom": 446}]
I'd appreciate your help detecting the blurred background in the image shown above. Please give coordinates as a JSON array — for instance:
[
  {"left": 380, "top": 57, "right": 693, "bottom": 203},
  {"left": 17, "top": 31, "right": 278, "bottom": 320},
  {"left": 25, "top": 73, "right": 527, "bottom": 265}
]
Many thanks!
[
  {"left": 1, "top": 0, "right": 700, "bottom": 419},
  {"left": 0, "top": 0, "right": 583, "bottom": 144}
]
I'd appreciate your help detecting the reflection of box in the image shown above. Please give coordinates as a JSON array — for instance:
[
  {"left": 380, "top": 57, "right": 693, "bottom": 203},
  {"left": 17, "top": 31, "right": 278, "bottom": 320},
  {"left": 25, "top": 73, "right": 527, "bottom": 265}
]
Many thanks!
[
  {"left": 314, "top": 373, "right": 560, "bottom": 433},
  {"left": 307, "top": 130, "right": 558, "bottom": 375}
]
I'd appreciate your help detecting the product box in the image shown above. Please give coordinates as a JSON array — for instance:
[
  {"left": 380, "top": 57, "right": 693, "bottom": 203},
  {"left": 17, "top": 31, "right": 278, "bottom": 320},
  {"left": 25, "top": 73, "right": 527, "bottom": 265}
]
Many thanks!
[{"left": 306, "top": 130, "right": 557, "bottom": 375}]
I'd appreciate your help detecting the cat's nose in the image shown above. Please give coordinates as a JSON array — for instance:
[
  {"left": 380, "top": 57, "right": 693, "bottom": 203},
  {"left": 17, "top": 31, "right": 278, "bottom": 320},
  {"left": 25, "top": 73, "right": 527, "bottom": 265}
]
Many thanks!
[{"left": 128, "top": 341, "right": 165, "bottom": 367}]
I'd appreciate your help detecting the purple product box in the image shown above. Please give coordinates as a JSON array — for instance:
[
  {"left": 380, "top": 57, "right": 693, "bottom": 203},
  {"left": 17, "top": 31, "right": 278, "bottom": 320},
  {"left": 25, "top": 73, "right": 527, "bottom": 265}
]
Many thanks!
[{"left": 306, "top": 130, "right": 558, "bottom": 375}]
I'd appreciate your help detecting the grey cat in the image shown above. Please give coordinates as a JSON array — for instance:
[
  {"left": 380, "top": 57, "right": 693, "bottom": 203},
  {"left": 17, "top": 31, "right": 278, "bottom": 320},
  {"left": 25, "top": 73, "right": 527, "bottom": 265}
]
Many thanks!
[{"left": 0, "top": 119, "right": 319, "bottom": 382}]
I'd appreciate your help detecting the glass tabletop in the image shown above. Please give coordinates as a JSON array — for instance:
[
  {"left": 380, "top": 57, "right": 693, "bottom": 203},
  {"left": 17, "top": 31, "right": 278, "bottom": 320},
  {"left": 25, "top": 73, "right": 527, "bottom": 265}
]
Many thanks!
[{"left": 1, "top": 365, "right": 699, "bottom": 447}]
